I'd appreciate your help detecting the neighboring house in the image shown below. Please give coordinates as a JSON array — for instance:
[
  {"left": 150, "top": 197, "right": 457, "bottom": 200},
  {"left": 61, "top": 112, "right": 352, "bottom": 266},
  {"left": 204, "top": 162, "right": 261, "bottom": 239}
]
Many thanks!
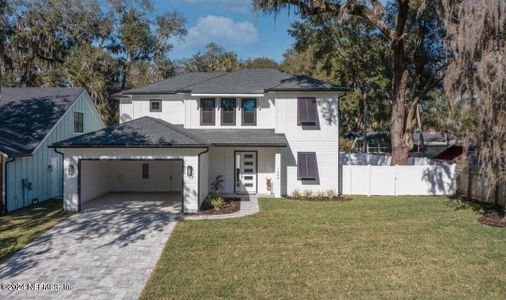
[
  {"left": 0, "top": 88, "right": 104, "bottom": 212},
  {"left": 52, "top": 68, "right": 347, "bottom": 213},
  {"left": 413, "top": 131, "right": 454, "bottom": 158}
]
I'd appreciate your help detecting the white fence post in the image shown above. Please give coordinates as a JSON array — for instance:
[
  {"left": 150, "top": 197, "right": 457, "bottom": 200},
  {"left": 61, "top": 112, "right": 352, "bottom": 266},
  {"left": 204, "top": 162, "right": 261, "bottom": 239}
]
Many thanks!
[{"left": 368, "top": 164, "right": 371, "bottom": 197}]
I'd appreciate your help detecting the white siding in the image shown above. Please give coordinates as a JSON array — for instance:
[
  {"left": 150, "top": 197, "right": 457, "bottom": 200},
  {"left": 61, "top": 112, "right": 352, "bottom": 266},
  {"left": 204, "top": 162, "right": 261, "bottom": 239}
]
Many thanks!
[
  {"left": 119, "top": 94, "right": 185, "bottom": 124},
  {"left": 117, "top": 90, "right": 341, "bottom": 198},
  {"left": 5, "top": 91, "right": 104, "bottom": 211},
  {"left": 199, "top": 151, "right": 209, "bottom": 206},
  {"left": 62, "top": 148, "right": 206, "bottom": 212},
  {"left": 275, "top": 92, "right": 340, "bottom": 195}
]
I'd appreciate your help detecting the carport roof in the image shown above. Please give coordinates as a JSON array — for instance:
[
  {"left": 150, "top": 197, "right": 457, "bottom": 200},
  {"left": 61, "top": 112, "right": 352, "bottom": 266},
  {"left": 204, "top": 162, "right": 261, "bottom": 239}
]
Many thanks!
[{"left": 51, "top": 117, "right": 288, "bottom": 148}]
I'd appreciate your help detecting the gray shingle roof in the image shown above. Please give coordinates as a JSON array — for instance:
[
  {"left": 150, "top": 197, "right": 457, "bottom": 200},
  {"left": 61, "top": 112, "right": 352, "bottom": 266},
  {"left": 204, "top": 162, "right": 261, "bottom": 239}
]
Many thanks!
[
  {"left": 121, "top": 72, "right": 226, "bottom": 94},
  {"left": 121, "top": 68, "right": 347, "bottom": 95},
  {"left": 52, "top": 117, "right": 207, "bottom": 148},
  {"left": 52, "top": 117, "right": 288, "bottom": 148},
  {"left": 0, "top": 87, "right": 85, "bottom": 156},
  {"left": 189, "top": 128, "right": 288, "bottom": 146}
]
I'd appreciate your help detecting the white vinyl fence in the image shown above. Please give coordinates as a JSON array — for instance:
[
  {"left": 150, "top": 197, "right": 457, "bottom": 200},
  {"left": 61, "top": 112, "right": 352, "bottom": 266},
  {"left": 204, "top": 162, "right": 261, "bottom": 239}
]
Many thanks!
[{"left": 340, "top": 163, "right": 456, "bottom": 196}]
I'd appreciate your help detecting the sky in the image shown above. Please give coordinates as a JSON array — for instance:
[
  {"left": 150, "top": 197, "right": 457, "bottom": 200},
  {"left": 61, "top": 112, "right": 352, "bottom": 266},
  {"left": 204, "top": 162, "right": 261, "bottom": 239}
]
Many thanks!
[{"left": 152, "top": 0, "right": 301, "bottom": 62}]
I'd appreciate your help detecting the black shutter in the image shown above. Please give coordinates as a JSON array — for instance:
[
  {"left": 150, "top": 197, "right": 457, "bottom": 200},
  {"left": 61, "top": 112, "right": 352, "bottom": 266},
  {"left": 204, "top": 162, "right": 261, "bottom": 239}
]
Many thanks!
[
  {"left": 142, "top": 163, "right": 149, "bottom": 179},
  {"left": 297, "top": 97, "right": 317, "bottom": 125},
  {"left": 297, "top": 152, "right": 318, "bottom": 179}
]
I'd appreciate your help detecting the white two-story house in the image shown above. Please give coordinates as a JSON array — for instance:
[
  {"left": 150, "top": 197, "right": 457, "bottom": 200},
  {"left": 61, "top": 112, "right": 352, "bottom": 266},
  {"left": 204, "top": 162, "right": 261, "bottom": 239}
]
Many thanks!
[{"left": 53, "top": 68, "right": 347, "bottom": 213}]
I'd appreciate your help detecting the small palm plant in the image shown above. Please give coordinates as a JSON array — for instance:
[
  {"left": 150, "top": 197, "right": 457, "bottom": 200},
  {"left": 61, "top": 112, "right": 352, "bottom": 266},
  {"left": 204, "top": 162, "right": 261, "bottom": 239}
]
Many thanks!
[
  {"left": 302, "top": 189, "right": 313, "bottom": 199},
  {"left": 316, "top": 190, "right": 325, "bottom": 200},
  {"left": 292, "top": 189, "right": 301, "bottom": 199},
  {"left": 209, "top": 195, "right": 226, "bottom": 211},
  {"left": 326, "top": 189, "right": 337, "bottom": 200}
]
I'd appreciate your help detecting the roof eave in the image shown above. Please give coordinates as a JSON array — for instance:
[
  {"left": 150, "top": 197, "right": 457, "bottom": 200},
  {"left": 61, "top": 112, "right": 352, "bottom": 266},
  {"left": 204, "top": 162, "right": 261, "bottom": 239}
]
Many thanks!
[
  {"left": 265, "top": 87, "right": 350, "bottom": 92},
  {"left": 49, "top": 144, "right": 209, "bottom": 149}
]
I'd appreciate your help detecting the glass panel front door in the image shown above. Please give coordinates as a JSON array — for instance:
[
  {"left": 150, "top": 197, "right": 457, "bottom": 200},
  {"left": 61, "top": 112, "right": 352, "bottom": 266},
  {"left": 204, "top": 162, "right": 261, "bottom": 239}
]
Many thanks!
[{"left": 235, "top": 152, "right": 257, "bottom": 194}]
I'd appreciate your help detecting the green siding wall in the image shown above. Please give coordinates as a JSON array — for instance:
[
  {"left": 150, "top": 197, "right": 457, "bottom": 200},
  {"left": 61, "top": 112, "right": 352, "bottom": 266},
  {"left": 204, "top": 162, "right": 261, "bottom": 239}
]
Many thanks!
[{"left": 5, "top": 91, "right": 104, "bottom": 211}]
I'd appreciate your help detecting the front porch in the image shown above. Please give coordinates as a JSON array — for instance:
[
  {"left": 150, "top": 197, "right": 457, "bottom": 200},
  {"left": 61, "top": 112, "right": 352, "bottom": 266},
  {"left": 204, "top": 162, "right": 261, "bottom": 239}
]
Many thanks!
[{"left": 201, "top": 147, "right": 284, "bottom": 200}]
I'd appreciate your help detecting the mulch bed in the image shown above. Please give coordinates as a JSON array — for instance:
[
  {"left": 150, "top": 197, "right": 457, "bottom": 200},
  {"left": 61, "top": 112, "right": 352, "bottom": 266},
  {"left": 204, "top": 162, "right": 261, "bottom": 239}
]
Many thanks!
[
  {"left": 478, "top": 211, "right": 506, "bottom": 228},
  {"left": 286, "top": 196, "right": 352, "bottom": 202},
  {"left": 186, "top": 198, "right": 241, "bottom": 216}
]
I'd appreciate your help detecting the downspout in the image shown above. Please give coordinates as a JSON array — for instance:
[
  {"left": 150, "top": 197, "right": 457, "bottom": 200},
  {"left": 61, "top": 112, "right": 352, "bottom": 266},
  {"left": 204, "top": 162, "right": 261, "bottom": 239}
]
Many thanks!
[
  {"left": 53, "top": 148, "right": 65, "bottom": 199},
  {"left": 196, "top": 147, "right": 210, "bottom": 212},
  {"left": 4, "top": 157, "right": 15, "bottom": 213}
]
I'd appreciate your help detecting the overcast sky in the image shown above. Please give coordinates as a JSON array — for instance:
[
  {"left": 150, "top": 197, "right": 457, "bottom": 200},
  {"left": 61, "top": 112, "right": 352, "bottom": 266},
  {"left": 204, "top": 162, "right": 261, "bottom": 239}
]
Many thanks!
[{"left": 152, "top": 0, "right": 300, "bottom": 62}]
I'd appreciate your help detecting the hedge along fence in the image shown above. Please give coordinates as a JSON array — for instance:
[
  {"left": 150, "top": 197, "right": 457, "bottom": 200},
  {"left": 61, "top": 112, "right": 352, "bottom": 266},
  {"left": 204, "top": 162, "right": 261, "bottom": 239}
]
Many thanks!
[{"left": 339, "top": 163, "right": 456, "bottom": 196}]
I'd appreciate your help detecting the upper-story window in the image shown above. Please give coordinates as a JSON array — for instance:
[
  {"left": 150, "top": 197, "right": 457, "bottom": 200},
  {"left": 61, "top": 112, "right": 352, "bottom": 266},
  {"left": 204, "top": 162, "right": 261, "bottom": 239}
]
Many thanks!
[
  {"left": 241, "top": 98, "right": 256, "bottom": 126},
  {"left": 221, "top": 98, "right": 236, "bottom": 126},
  {"left": 297, "top": 97, "right": 318, "bottom": 125},
  {"left": 150, "top": 100, "right": 162, "bottom": 112},
  {"left": 74, "top": 112, "right": 84, "bottom": 133},
  {"left": 200, "top": 98, "right": 215, "bottom": 125}
]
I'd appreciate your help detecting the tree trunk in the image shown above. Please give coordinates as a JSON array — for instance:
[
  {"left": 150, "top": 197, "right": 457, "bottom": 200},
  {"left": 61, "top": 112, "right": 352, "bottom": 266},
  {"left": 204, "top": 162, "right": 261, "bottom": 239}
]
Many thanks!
[{"left": 390, "top": 0, "right": 411, "bottom": 165}]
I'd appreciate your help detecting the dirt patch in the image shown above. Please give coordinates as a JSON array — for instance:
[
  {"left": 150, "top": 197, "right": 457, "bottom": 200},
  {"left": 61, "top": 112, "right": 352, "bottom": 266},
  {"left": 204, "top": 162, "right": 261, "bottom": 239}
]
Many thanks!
[
  {"left": 186, "top": 199, "right": 240, "bottom": 216},
  {"left": 478, "top": 211, "right": 506, "bottom": 228},
  {"left": 285, "top": 196, "right": 352, "bottom": 202}
]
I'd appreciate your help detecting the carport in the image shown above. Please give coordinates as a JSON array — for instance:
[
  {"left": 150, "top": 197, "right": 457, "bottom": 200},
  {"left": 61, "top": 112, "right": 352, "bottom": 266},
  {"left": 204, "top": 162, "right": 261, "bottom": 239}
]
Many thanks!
[{"left": 79, "top": 159, "right": 183, "bottom": 212}]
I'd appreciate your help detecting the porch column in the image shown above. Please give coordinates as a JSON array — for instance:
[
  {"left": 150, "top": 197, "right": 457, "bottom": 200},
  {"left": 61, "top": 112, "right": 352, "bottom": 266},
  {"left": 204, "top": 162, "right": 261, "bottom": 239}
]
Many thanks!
[{"left": 274, "top": 151, "right": 281, "bottom": 198}]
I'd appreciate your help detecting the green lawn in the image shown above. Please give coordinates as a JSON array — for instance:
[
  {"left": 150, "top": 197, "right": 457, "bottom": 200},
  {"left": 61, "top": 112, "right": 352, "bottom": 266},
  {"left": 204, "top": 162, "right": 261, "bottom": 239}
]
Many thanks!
[
  {"left": 142, "top": 196, "right": 506, "bottom": 299},
  {"left": 0, "top": 199, "right": 72, "bottom": 263}
]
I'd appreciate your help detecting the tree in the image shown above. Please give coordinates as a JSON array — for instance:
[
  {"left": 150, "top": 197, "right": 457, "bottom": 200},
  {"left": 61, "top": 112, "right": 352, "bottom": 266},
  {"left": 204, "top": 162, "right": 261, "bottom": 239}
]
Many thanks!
[
  {"left": 282, "top": 15, "right": 392, "bottom": 135},
  {"left": 255, "top": 0, "right": 446, "bottom": 165},
  {"left": 244, "top": 57, "right": 280, "bottom": 69},
  {"left": 182, "top": 43, "right": 242, "bottom": 72},
  {"left": 1, "top": 0, "right": 186, "bottom": 124},
  {"left": 442, "top": 1, "right": 505, "bottom": 196}
]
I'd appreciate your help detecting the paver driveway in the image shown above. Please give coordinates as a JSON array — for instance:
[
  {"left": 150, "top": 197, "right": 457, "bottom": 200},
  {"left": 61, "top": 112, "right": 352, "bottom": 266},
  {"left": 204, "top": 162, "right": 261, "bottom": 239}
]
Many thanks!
[{"left": 0, "top": 192, "right": 181, "bottom": 300}]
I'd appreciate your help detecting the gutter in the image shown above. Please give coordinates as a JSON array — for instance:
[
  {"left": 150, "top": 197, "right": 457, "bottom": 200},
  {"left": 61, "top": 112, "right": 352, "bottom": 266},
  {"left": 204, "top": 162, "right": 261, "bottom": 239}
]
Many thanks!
[
  {"left": 3, "top": 157, "right": 15, "bottom": 213},
  {"left": 53, "top": 148, "right": 65, "bottom": 199}
]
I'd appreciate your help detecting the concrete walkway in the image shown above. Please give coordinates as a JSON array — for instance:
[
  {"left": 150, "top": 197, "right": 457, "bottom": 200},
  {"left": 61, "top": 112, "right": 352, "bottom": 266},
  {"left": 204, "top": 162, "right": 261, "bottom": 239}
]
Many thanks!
[
  {"left": 183, "top": 194, "right": 259, "bottom": 220},
  {"left": 0, "top": 192, "right": 181, "bottom": 300}
]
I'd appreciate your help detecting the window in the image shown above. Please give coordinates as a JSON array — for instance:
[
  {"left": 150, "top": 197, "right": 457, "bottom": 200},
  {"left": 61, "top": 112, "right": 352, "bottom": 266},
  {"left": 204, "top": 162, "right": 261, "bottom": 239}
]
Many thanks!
[
  {"left": 150, "top": 100, "right": 161, "bottom": 112},
  {"left": 142, "top": 163, "right": 149, "bottom": 179},
  {"left": 297, "top": 152, "right": 318, "bottom": 180},
  {"left": 200, "top": 98, "right": 215, "bottom": 125},
  {"left": 297, "top": 97, "right": 318, "bottom": 125},
  {"left": 241, "top": 99, "right": 256, "bottom": 125},
  {"left": 221, "top": 98, "right": 236, "bottom": 125},
  {"left": 74, "top": 112, "right": 84, "bottom": 133}
]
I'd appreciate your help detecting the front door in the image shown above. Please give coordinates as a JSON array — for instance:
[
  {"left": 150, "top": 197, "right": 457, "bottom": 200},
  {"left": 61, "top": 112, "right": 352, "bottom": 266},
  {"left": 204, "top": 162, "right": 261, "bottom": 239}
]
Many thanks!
[{"left": 235, "top": 152, "right": 257, "bottom": 194}]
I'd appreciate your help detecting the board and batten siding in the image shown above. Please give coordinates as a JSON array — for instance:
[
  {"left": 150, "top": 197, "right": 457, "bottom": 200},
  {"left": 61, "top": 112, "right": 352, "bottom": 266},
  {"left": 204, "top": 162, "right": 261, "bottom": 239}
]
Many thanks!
[
  {"left": 5, "top": 91, "right": 104, "bottom": 211},
  {"left": 119, "top": 94, "right": 185, "bottom": 124},
  {"left": 274, "top": 92, "right": 340, "bottom": 195}
]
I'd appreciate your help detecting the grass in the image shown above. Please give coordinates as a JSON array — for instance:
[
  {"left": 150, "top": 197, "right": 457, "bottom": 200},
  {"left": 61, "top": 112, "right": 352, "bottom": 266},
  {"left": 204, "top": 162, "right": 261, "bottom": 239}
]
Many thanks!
[
  {"left": 141, "top": 196, "right": 506, "bottom": 299},
  {"left": 0, "top": 198, "right": 73, "bottom": 263}
]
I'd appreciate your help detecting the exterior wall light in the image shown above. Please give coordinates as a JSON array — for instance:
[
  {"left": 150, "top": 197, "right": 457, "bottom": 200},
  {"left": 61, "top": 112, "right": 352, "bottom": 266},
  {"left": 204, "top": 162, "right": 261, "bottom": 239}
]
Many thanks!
[
  {"left": 68, "top": 165, "right": 75, "bottom": 176},
  {"left": 187, "top": 165, "right": 193, "bottom": 178}
]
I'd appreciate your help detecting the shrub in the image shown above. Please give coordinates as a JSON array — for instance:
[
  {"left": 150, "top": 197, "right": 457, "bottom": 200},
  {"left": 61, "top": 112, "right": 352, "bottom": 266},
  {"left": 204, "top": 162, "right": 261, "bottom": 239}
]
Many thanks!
[
  {"left": 302, "top": 190, "right": 313, "bottom": 199},
  {"left": 326, "top": 189, "right": 337, "bottom": 200},
  {"left": 292, "top": 189, "right": 301, "bottom": 199},
  {"left": 315, "top": 191, "right": 326, "bottom": 200},
  {"left": 209, "top": 195, "right": 226, "bottom": 211}
]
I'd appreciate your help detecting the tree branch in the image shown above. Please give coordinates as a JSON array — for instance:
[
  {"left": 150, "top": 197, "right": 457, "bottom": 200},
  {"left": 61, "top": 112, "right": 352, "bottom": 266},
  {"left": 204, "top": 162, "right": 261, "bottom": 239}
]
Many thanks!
[{"left": 279, "top": 0, "right": 393, "bottom": 39}]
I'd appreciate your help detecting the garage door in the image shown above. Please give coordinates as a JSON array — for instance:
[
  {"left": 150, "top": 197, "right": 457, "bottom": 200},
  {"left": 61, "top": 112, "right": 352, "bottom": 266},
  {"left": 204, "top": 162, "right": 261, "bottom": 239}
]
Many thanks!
[{"left": 79, "top": 159, "right": 183, "bottom": 210}]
